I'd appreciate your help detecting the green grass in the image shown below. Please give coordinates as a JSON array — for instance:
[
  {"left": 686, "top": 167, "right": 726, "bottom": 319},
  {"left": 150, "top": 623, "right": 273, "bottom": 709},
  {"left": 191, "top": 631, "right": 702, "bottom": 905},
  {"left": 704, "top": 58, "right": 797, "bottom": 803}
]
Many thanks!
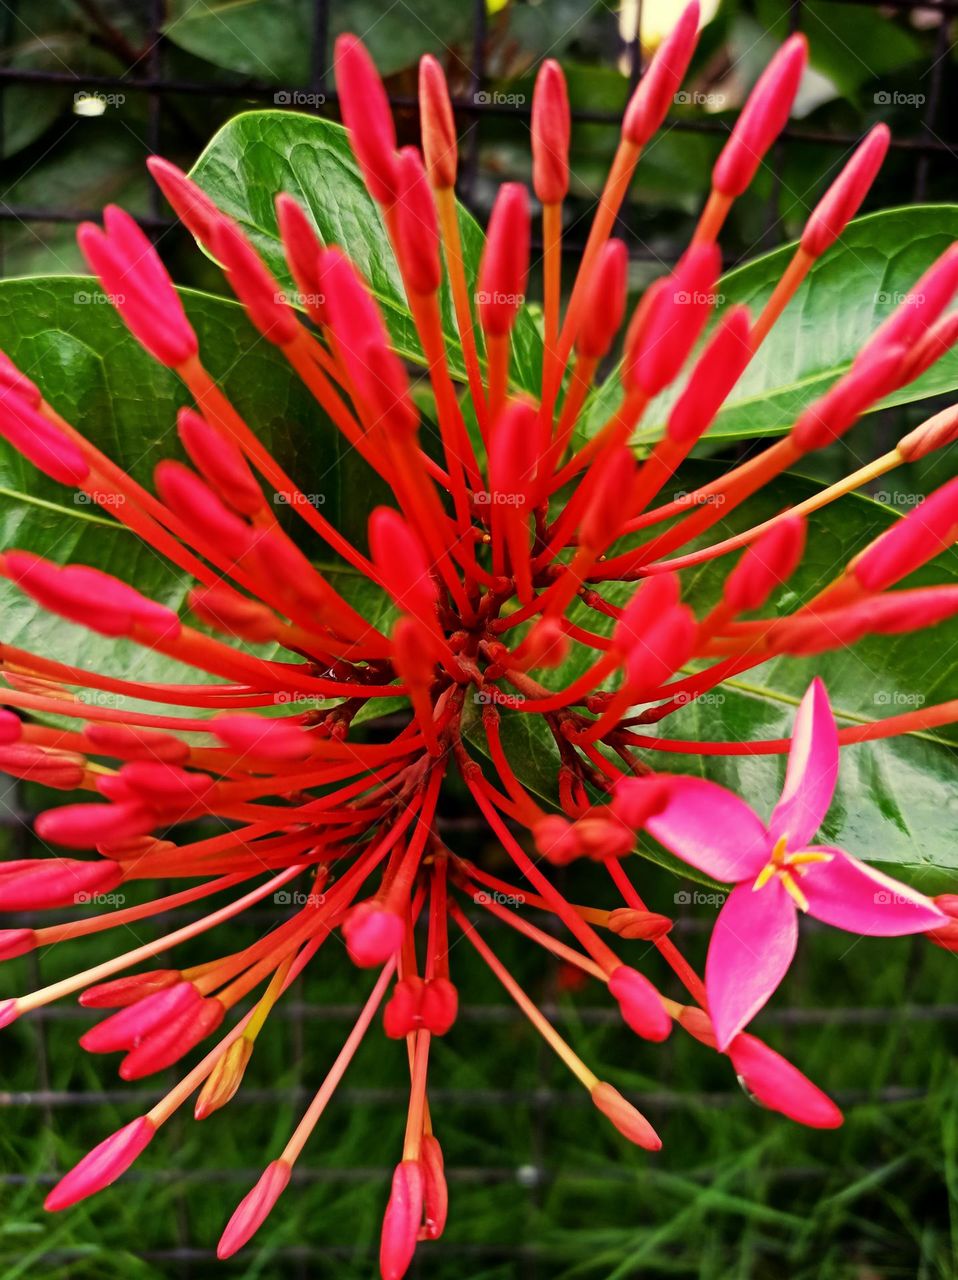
[{"left": 0, "top": 844, "right": 954, "bottom": 1280}]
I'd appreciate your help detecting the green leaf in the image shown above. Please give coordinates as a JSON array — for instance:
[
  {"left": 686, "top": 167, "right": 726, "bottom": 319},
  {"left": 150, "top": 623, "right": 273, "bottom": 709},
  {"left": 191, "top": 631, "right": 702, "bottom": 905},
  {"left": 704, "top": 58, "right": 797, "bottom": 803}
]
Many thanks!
[
  {"left": 475, "top": 465, "right": 958, "bottom": 891},
  {"left": 164, "top": 0, "right": 475, "bottom": 82},
  {"left": 187, "top": 110, "right": 543, "bottom": 395},
  {"left": 0, "top": 275, "right": 387, "bottom": 692},
  {"left": 581, "top": 205, "right": 958, "bottom": 448}
]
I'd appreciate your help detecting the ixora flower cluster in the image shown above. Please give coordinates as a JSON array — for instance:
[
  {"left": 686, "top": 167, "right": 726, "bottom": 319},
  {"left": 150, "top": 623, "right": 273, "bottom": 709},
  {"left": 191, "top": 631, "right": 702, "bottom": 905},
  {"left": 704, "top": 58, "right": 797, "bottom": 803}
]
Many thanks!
[{"left": 0, "top": 6, "right": 956, "bottom": 1273}]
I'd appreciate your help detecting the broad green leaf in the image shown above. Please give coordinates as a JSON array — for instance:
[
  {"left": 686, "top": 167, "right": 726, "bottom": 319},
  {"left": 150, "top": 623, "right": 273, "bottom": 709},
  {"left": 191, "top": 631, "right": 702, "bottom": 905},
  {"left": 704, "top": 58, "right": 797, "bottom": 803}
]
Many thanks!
[
  {"left": 187, "top": 110, "right": 543, "bottom": 395},
  {"left": 473, "top": 466, "right": 958, "bottom": 890},
  {"left": 164, "top": 0, "right": 475, "bottom": 82},
  {"left": 0, "top": 275, "right": 387, "bottom": 694},
  {"left": 581, "top": 205, "right": 958, "bottom": 447}
]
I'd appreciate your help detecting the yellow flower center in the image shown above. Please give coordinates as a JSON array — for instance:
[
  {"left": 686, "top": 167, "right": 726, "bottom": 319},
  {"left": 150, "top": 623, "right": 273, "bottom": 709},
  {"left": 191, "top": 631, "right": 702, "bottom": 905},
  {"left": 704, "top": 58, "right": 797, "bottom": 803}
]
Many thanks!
[{"left": 751, "top": 836, "right": 833, "bottom": 912}]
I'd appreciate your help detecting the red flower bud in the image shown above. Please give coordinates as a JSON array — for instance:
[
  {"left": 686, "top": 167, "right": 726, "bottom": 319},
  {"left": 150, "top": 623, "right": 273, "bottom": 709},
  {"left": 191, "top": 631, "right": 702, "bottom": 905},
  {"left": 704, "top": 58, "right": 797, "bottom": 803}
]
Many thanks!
[
  {"left": 0, "top": 391, "right": 89, "bottom": 486},
  {"left": 80, "top": 969, "right": 181, "bottom": 1009},
  {"left": 728, "top": 1033, "right": 843, "bottom": 1129},
  {"left": 335, "top": 34, "right": 399, "bottom": 205},
  {"left": 419, "top": 1134, "right": 448, "bottom": 1240},
  {"left": 210, "top": 217, "right": 299, "bottom": 345},
  {"left": 343, "top": 900, "right": 404, "bottom": 968},
  {"left": 532, "top": 59, "right": 570, "bottom": 205},
  {"left": 0, "top": 349, "right": 41, "bottom": 405},
  {"left": 189, "top": 584, "right": 279, "bottom": 643},
  {"left": 626, "top": 243, "right": 721, "bottom": 397},
  {"left": 712, "top": 35, "right": 808, "bottom": 198},
  {"left": 791, "top": 344, "right": 902, "bottom": 453},
  {"left": 35, "top": 802, "right": 154, "bottom": 851},
  {"left": 488, "top": 399, "right": 539, "bottom": 502},
  {"left": 853, "top": 475, "right": 958, "bottom": 590},
  {"left": 420, "top": 976, "right": 458, "bottom": 1035},
  {"left": 0, "top": 742, "right": 85, "bottom": 789},
  {"left": 607, "top": 964, "right": 671, "bottom": 1041},
  {"left": 605, "top": 907, "right": 673, "bottom": 940},
  {"left": 218, "top": 1160, "right": 292, "bottom": 1259},
  {"left": 83, "top": 722, "right": 189, "bottom": 766},
  {"left": 612, "top": 776, "right": 669, "bottom": 829},
  {"left": 0, "top": 856, "right": 122, "bottom": 909},
  {"left": 533, "top": 815, "right": 578, "bottom": 864},
  {"left": 0, "top": 928, "right": 35, "bottom": 960},
  {"left": 667, "top": 305, "right": 752, "bottom": 445},
  {"left": 154, "top": 460, "right": 254, "bottom": 558},
  {"left": 477, "top": 183, "right": 530, "bottom": 337},
  {"left": 391, "top": 616, "right": 445, "bottom": 689},
  {"left": 418, "top": 55, "right": 458, "bottom": 190},
  {"left": 577, "top": 240, "right": 629, "bottom": 361},
  {"left": 119, "top": 996, "right": 225, "bottom": 1079},
  {"left": 177, "top": 407, "right": 263, "bottom": 516},
  {"left": 394, "top": 147, "right": 441, "bottom": 296},
  {"left": 370, "top": 506, "right": 439, "bottom": 624},
  {"left": 866, "top": 243, "right": 958, "bottom": 354},
  {"left": 898, "top": 311, "right": 958, "bottom": 386},
  {"left": 622, "top": 0, "right": 701, "bottom": 147},
  {"left": 212, "top": 714, "right": 313, "bottom": 762},
  {"left": 275, "top": 192, "right": 328, "bottom": 326},
  {"left": 0, "top": 709, "right": 20, "bottom": 745},
  {"left": 614, "top": 572, "right": 681, "bottom": 649},
  {"left": 380, "top": 1159, "right": 424, "bottom": 1280},
  {"left": 45, "top": 1116, "right": 156, "bottom": 1211},
  {"left": 591, "top": 1081, "right": 662, "bottom": 1150},
  {"left": 723, "top": 516, "right": 806, "bottom": 612},
  {"left": 383, "top": 976, "right": 424, "bottom": 1038},
  {"left": 147, "top": 156, "right": 220, "bottom": 244},
  {"left": 80, "top": 980, "right": 201, "bottom": 1053},
  {"left": 801, "top": 125, "right": 889, "bottom": 258}
]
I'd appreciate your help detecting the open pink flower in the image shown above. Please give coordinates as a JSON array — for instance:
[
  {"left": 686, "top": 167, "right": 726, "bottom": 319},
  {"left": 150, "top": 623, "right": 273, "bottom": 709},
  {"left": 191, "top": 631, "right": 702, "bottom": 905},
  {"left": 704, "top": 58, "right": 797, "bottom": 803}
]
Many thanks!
[{"left": 645, "top": 678, "right": 946, "bottom": 1050}]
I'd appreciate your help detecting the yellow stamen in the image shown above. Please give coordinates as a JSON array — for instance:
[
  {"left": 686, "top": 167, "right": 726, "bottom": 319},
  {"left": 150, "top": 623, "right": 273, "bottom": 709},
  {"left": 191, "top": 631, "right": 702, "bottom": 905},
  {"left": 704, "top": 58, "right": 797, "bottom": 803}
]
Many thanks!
[{"left": 780, "top": 871, "right": 810, "bottom": 913}]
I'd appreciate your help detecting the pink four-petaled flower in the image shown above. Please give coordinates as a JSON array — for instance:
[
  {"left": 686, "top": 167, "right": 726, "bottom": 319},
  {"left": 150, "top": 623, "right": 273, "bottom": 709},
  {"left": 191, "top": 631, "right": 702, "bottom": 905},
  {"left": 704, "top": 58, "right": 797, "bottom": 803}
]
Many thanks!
[{"left": 645, "top": 678, "right": 946, "bottom": 1049}]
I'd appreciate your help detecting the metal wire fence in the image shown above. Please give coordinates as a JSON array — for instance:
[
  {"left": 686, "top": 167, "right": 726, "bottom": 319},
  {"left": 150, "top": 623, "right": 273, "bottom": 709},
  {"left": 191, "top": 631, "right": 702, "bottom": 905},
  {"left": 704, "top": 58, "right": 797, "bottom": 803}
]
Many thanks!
[{"left": 0, "top": 1, "right": 955, "bottom": 1276}]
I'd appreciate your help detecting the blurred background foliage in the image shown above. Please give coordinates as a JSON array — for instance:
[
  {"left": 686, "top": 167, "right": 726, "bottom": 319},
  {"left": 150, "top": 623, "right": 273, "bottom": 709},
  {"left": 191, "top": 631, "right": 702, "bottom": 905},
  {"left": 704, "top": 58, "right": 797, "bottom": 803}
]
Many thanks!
[{"left": 0, "top": 2, "right": 956, "bottom": 1278}]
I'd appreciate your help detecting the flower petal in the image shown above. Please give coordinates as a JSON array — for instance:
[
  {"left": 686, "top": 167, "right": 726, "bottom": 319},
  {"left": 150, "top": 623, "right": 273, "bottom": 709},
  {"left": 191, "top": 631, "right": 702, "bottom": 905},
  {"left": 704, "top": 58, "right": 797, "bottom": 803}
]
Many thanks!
[
  {"left": 800, "top": 847, "right": 947, "bottom": 936},
  {"left": 769, "top": 678, "right": 838, "bottom": 849},
  {"left": 645, "top": 776, "right": 769, "bottom": 883},
  {"left": 705, "top": 878, "right": 798, "bottom": 1051}
]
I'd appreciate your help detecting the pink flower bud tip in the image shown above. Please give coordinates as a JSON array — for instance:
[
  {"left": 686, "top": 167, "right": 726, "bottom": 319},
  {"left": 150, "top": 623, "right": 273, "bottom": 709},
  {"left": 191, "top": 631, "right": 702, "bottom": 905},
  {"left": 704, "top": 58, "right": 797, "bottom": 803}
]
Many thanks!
[
  {"left": 532, "top": 60, "right": 570, "bottom": 205},
  {"left": 724, "top": 516, "right": 806, "bottom": 613},
  {"left": 395, "top": 147, "right": 441, "bottom": 296},
  {"left": 591, "top": 1081, "right": 662, "bottom": 1151},
  {"left": 80, "top": 968, "right": 181, "bottom": 1009},
  {"left": 477, "top": 183, "right": 530, "bottom": 337},
  {"left": 210, "top": 217, "right": 298, "bottom": 345},
  {"left": 380, "top": 1159, "right": 424, "bottom": 1280},
  {"left": 577, "top": 240, "right": 629, "bottom": 361},
  {"left": 419, "top": 1134, "right": 448, "bottom": 1240},
  {"left": 383, "top": 976, "right": 424, "bottom": 1038},
  {"left": 713, "top": 35, "right": 808, "bottom": 198},
  {"left": 343, "top": 901, "right": 404, "bottom": 968},
  {"left": 118, "top": 996, "right": 225, "bottom": 1080},
  {"left": 335, "top": 34, "right": 399, "bottom": 205},
  {"left": 212, "top": 713, "right": 313, "bottom": 762},
  {"left": 419, "top": 55, "right": 457, "bottom": 190},
  {"left": 35, "top": 801, "right": 153, "bottom": 851},
  {"left": 728, "top": 1034, "right": 843, "bottom": 1129},
  {"left": 0, "top": 998, "right": 20, "bottom": 1029},
  {"left": 801, "top": 125, "right": 890, "bottom": 258},
  {"left": 217, "top": 1160, "right": 292, "bottom": 1259},
  {"left": 146, "top": 156, "right": 220, "bottom": 243},
  {"left": 605, "top": 908, "right": 673, "bottom": 941},
  {"left": 45, "top": 1116, "right": 156, "bottom": 1211},
  {"left": 622, "top": 1, "right": 701, "bottom": 147},
  {"left": 0, "top": 709, "right": 20, "bottom": 745},
  {"left": 0, "top": 855, "right": 123, "bottom": 910},
  {"left": 607, "top": 965, "right": 671, "bottom": 1042},
  {"left": 80, "top": 980, "right": 201, "bottom": 1054},
  {"left": 0, "top": 928, "right": 35, "bottom": 959},
  {"left": 0, "top": 392, "right": 89, "bottom": 486},
  {"left": 369, "top": 506, "right": 439, "bottom": 621}
]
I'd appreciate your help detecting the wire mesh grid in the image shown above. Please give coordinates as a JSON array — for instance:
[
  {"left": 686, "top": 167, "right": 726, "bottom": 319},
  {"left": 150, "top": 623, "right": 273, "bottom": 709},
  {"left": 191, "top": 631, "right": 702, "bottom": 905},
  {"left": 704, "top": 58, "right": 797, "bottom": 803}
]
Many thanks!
[{"left": 0, "top": 1, "right": 955, "bottom": 1275}]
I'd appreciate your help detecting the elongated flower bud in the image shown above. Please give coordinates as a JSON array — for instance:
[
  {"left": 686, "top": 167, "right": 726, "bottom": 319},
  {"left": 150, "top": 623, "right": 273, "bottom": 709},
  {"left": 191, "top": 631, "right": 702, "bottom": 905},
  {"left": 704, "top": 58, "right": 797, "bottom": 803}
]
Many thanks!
[
  {"left": 606, "top": 907, "right": 673, "bottom": 940},
  {"left": 83, "top": 722, "right": 189, "bottom": 766},
  {"left": 119, "top": 996, "right": 225, "bottom": 1080},
  {"left": 607, "top": 964, "right": 671, "bottom": 1041},
  {"left": 801, "top": 125, "right": 890, "bottom": 258},
  {"left": 579, "top": 447, "right": 639, "bottom": 553},
  {"left": 591, "top": 1081, "right": 662, "bottom": 1150},
  {"left": 370, "top": 506, "right": 439, "bottom": 624},
  {"left": 45, "top": 1116, "right": 156, "bottom": 1211},
  {"left": 35, "top": 802, "right": 153, "bottom": 851},
  {"left": 0, "top": 349, "right": 41, "bottom": 405},
  {"left": 532, "top": 60, "right": 570, "bottom": 205},
  {"left": 155, "top": 460, "right": 254, "bottom": 558},
  {"left": 488, "top": 399, "right": 539, "bottom": 503},
  {"left": 723, "top": 516, "right": 806, "bottom": 612},
  {"left": 211, "top": 217, "right": 299, "bottom": 345},
  {"left": 577, "top": 240, "right": 628, "bottom": 361},
  {"left": 712, "top": 35, "right": 808, "bottom": 198},
  {"left": 212, "top": 714, "right": 313, "bottom": 762},
  {"left": 622, "top": 0, "right": 701, "bottom": 147},
  {"left": 852, "top": 475, "right": 958, "bottom": 590},
  {"left": 0, "top": 709, "right": 20, "bottom": 745},
  {"left": 0, "top": 927, "right": 34, "bottom": 959},
  {"left": 391, "top": 616, "right": 444, "bottom": 691},
  {"left": 728, "top": 1033, "right": 843, "bottom": 1128},
  {"left": 897, "top": 403, "right": 958, "bottom": 463},
  {"left": 626, "top": 243, "right": 721, "bottom": 397},
  {"left": 667, "top": 305, "right": 752, "bottom": 444},
  {"left": 0, "top": 855, "right": 123, "bottom": 909},
  {"left": 394, "top": 147, "right": 441, "bottom": 296},
  {"left": 419, "top": 55, "right": 457, "bottom": 190},
  {"left": 477, "top": 183, "right": 530, "bottom": 337},
  {"left": 614, "top": 571, "right": 680, "bottom": 650},
  {"left": 865, "top": 243, "right": 958, "bottom": 356},
  {"left": 335, "top": 34, "right": 399, "bottom": 205},
  {"left": 381, "top": 1159, "right": 424, "bottom": 1280},
  {"left": 0, "top": 742, "right": 85, "bottom": 789},
  {"left": 0, "top": 391, "right": 89, "bottom": 485},
  {"left": 80, "top": 969, "right": 181, "bottom": 1009},
  {"left": 898, "top": 312, "right": 958, "bottom": 385},
  {"left": 147, "top": 156, "right": 220, "bottom": 243},
  {"left": 791, "top": 344, "right": 903, "bottom": 453},
  {"left": 116, "top": 761, "right": 213, "bottom": 808},
  {"left": 419, "top": 1134, "right": 448, "bottom": 1240},
  {"left": 81, "top": 980, "right": 201, "bottom": 1053},
  {"left": 177, "top": 407, "right": 262, "bottom": 515},
  {"left": 218, "top": 1160, "right": 292, "bottom": 1259},
  {"left": 275, "top": 192, "right": 328, "bottom": 326},
  {"left": 77, "top": 210, "right": 198, "bottom": 367},
  {"left": 189, "top": 583, "right": 279, "bottom": 643}
]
